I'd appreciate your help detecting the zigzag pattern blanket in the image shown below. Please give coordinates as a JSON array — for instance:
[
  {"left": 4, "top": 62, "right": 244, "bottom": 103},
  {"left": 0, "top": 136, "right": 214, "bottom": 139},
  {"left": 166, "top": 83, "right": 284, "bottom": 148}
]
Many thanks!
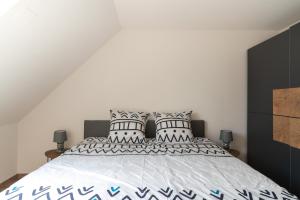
[
  {"left": 64, "top": 137, "right": 231, "bottom": 157},
  {"left": 1, "top": 137, "right": 298, "bottom": 200}
]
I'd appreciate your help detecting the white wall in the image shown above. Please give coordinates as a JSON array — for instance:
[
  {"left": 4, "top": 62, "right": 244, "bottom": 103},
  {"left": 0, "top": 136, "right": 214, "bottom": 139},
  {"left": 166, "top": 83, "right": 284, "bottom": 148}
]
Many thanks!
[
  {"left": 0, "top": 0, "right": 120, "bottom": 126},
  {"left": 17, "top": 30, "right": 276, "bottom": 173},
  {"left": 0, "top": 123, "right": 17, "bottom": 182}
]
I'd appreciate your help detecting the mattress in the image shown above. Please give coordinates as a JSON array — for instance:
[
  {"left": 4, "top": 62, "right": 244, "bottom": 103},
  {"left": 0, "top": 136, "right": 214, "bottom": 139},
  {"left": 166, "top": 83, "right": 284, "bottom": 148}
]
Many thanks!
[{"left": 0, "top": 137, "right": 298, "bottom": 200}]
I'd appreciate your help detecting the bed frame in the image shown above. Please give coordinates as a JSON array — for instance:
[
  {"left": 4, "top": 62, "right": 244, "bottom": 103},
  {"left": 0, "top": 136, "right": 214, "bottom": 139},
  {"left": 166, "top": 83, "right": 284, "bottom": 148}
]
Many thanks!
[{"left": 84, "top": 120, "right": 205, "bottom": 138}]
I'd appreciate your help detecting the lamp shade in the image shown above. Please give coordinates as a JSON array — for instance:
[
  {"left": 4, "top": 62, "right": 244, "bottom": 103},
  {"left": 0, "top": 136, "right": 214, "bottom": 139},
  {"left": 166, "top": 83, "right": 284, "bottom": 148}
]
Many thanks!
[
  {"left": 219, "top": 130, "right": 233, "bottom": 143},
  {"left": 53, "top": 130, "right": 67, "bottom": 143}
]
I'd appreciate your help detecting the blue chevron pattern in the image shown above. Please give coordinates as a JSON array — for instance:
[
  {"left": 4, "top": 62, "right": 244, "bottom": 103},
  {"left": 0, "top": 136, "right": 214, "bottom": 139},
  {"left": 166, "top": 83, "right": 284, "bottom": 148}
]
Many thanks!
[{"left": 1, "top": 185, "right": 298, "bottom": 200}]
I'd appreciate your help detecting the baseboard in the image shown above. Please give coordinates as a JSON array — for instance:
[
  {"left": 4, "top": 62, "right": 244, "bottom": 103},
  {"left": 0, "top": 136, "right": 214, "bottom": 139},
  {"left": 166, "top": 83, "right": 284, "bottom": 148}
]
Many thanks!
[
  {"left": 0, "top": 174, "right": 27, "bottom": 192},
  {"left": 14, "top": 174, "right": 27, "bottom": 179}
]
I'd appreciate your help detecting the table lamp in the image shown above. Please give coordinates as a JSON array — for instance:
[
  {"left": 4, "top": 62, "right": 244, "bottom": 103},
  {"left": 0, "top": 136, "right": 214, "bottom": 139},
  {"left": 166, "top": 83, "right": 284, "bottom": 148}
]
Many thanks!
[
  {"left": 219, "top": 130, "right": 233, "bottom": 150},
  {"left": 53, "top": 130, "right": 67, "bottom": 153}
]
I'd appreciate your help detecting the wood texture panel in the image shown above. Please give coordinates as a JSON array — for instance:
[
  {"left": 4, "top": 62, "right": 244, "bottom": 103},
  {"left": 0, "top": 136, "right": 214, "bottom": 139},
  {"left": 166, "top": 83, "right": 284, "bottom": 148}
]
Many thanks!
[
  {"left": 273, "top": 115, "right": 290, "bottom": 145},
  {"left": 289, "top": 118, "right": 300, "bottom": 149},
  {"left": 273, "top": 87, "right": 300, "bottom": 118},
  {"left": 273, "top": 87, "right": 300, "bottom": 149}
]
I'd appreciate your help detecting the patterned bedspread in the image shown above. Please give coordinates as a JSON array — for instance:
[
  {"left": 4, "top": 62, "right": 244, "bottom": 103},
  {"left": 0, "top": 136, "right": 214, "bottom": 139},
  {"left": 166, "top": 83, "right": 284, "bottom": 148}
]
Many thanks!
[
  {"left": 1, "top": 137, "right": 298, "bottom": 200},
  {"left": 64, "top": 137, "right": 231, "bottom": 157}
]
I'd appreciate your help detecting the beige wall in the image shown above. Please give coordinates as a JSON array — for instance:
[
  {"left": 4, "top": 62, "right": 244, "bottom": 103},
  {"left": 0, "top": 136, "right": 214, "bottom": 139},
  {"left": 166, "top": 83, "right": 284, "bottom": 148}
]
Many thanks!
[
  {"left": 0, "top": 0, "right": 120, "bottom": 126},
  {"left": 0, "top": 123, "right": 17, "bottom": 182},
  {"left": 17, "top": 30, "right": 276, "bottom": 173}
]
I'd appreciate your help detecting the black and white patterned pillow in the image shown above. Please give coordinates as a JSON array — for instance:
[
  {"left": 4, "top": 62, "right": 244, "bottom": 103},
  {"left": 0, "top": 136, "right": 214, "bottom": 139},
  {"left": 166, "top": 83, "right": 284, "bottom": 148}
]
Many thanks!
[
  {"left": 153, "top": 111, "right": 194, "bottom": 143},
  {"left": 108, "top": 110, "right": 149, "bottom": 144},
  {"left": 81, "top": 137, "right": 109, "bottom": 144}
]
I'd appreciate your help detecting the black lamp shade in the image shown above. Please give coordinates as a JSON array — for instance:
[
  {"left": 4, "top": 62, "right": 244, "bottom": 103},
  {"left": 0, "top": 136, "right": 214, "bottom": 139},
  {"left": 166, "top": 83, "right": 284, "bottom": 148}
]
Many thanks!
[
  {"left": 53, "top": 130, "right": 67, "bottom": 143},
  {"left": 219, "top": 130, "right": 233, "bottom": 144}
]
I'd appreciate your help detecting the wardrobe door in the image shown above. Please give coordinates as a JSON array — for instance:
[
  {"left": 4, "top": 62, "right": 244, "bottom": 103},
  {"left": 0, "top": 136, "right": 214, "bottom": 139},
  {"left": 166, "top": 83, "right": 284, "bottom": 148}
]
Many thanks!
[
  {"left": 290, "top": 22, "right": 300, "bottom": 197},
  {"left": 291, "top": 148, "right": 300, "bottom": 197},
  {"left": 248, "top": 113, "right": 290, "bottom": 188},
  {"left": 291, "top": 23, "right": 300, "bottom": 87},
  {"left": 248, "top": 31, "right": 290, "bottom": 114},
  {"left": 248, "top": 30, "right": 291, "bottom": 190}
]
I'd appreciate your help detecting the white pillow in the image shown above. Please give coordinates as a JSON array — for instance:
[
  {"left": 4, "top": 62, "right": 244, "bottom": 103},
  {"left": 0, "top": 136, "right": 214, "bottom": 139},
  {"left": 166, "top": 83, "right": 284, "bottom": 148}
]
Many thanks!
[
  {"left": 153, "top": 111, "right": 194, "bottom": 143},
  {"left": 108, "top": 110, "right": 149, "bottom": 144}
]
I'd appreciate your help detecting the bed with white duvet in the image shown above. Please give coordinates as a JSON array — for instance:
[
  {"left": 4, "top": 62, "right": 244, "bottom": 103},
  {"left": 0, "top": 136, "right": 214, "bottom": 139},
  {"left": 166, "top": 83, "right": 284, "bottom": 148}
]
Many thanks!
[{"left": 0, "top": 137, "right": 298, "bottom": 200}]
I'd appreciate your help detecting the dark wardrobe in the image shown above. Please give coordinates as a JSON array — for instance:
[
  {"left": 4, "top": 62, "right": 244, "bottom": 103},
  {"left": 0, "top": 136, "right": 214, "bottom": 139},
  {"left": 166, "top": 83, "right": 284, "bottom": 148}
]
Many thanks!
[{"left": 248, "top": 22, "right": 300, "bottom": 196}]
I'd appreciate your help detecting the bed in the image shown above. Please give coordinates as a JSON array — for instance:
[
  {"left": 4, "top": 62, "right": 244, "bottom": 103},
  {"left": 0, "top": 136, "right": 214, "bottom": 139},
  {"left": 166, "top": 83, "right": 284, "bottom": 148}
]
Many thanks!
[{"left": 0, "top": 120, "right": 298, "bottom": 200}]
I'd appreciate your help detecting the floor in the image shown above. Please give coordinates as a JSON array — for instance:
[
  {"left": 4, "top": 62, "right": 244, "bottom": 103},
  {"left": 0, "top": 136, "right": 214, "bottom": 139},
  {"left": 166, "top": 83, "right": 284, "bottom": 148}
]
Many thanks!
[{"left": 0, "top": 174, "right": 27, "bottom": 192}]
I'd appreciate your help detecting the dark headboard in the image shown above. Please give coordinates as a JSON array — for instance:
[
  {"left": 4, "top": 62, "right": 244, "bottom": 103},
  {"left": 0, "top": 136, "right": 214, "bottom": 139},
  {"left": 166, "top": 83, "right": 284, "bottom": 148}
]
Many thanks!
[{"left": 84, "top": 120, "right": 205, "bottom": 138}]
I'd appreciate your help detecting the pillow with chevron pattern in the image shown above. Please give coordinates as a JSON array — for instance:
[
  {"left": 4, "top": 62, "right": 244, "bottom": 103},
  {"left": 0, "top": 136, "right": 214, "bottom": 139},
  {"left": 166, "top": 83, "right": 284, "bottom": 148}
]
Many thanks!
[
  {"left": 108, "top": 110, "right": 149, "bottom": 144},
  {"left": 153, "top": 111, "right": 194, "bottom": 143}
]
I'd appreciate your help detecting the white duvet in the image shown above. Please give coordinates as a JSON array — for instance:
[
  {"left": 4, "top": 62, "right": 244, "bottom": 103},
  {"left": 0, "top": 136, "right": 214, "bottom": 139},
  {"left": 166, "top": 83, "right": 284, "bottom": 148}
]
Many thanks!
[{"left": 1, "top": 137, "right": 298, "bottom": 200}]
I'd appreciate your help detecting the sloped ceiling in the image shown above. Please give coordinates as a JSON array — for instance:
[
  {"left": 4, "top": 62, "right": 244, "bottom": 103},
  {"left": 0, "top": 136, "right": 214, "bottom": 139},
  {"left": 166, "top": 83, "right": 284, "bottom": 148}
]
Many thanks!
[
  {"left": 0, "top": 0, "right": 120, "bottom": 125},
  {"left": 1, "top": 0, "right": 300, "bottom": 126},
  {"left": 114, "top": 0, "right": 300, "bottom": 30}
]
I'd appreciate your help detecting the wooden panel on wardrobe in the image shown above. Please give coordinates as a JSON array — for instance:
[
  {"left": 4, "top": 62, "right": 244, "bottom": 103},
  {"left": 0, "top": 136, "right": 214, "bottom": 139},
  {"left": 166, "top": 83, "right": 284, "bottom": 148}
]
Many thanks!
[
  {"left": 273, "top": 88, "right": 300, "bottom": 118},
  {"left": 273, "top": 116, "right": 300, "bottom": 149},
  {"left": 273, "top": 88, "right": 300, "bottom": 149}
]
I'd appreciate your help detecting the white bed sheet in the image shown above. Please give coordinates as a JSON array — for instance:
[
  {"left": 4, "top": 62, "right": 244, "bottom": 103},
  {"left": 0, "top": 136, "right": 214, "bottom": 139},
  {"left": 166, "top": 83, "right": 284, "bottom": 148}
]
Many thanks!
[{"left": 0, "top": 138, "right": 297, "bottom": 200}]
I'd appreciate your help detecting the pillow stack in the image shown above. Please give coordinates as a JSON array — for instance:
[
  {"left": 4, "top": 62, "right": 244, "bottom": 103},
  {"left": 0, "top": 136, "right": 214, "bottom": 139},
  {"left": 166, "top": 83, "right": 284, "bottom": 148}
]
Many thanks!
[{"left": 108, "top": 110, "right": 194, "bottom": 144}]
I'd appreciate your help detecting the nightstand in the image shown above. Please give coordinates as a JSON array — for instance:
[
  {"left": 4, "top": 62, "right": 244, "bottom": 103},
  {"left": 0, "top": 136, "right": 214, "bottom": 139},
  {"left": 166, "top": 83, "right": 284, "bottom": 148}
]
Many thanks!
[
  {"left": 227, "top": 149, "right": 240, "bottom": 158},
  {"left": 45, "top": 149, "right": 68, "bottom": 162}
]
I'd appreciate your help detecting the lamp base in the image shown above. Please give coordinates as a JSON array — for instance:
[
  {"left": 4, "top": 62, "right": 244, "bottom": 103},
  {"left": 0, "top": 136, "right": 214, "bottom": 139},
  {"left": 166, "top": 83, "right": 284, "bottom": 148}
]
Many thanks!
[
  {"left": 222, "top": 143, "right": 230, "bottom": 150},
  {"left": 56, "top": 143, "right": 65, "bottom": 153}
]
